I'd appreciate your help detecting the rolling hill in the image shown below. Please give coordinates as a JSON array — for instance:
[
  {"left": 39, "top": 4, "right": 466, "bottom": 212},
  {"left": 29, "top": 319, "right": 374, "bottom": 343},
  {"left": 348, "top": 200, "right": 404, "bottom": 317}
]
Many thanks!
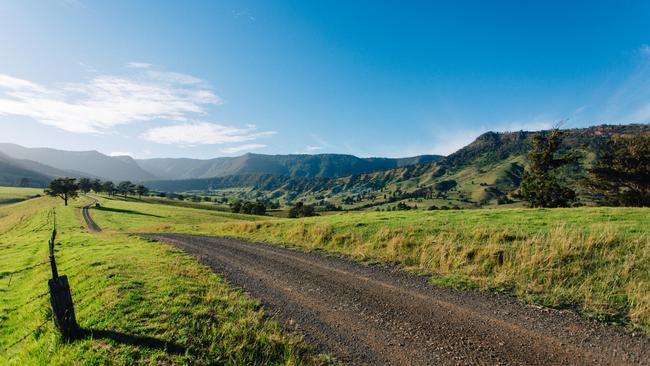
[
  {"left": 135, "top": 153, "right": 442, "bottom": 180},
  {"left": 0, "top": 143, "right": 156, "bottom": 181},
  {"left": 145, "top": 124, "right": 650, "bottom": 208}
]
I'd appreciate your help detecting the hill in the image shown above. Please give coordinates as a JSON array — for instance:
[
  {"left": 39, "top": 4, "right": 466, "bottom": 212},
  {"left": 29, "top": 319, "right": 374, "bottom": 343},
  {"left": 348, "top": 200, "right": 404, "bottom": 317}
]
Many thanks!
[
  {"left": 135, "top": 153, "right": 442, "bottom": 180},
  {"left": 0, "top": 143, "right": 156, "bottom": 181},
  {"left": 0, "top": 143, "right": 441, "bottom": 183},
  {"left": 0, "top": 151, "right": 78, "bottom": 187},
  {"left": 145, "top": 124, "right": 650, "bottom": 209}
]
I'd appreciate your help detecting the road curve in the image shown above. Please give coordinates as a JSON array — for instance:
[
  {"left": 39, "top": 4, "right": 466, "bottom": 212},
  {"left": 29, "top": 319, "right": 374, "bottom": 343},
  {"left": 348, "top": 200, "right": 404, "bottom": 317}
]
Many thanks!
[
  {"left": 142, "top": 233, "right": 650, "bottom": 366},
  {"left": 82, "top": 200, "right": 101, "bottom": 232}
]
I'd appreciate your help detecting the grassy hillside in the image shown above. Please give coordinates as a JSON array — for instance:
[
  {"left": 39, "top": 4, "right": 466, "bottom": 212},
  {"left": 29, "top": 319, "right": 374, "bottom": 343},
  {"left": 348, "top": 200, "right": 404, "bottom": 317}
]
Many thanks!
[
  {"left": 0, "top": 186, "right": 42, "bottom": 206},
  {"left": 0, "top": 194, "right": 327, "bottom": 365},
  {"left": 91, "top": 197, "right": 649, "bottom": 333},
  {"left": 146, "top": 124, "right": 649, "bottom": 211},
  {"left": 138, "top": 153, "right": 442, "bottom": 180}
]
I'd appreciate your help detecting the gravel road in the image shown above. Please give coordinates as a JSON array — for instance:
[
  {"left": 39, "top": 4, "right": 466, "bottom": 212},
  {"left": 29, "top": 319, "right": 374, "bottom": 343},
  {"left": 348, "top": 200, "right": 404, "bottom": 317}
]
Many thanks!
[
  {"left": 82, "top": 201, "right": 101, "bottom": 232},
  {"left": 141, "top": 233, "right": 650, "bottom": 365}
]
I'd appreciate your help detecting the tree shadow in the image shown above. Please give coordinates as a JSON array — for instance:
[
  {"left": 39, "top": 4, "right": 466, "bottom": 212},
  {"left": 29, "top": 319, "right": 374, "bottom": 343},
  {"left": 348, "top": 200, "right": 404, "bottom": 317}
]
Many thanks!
[
  {"left": 80, "top": 328, "right": 191, "bottom": 356},
  {"left": 95, "top": 206, "right": 163, "bottom": 218}
]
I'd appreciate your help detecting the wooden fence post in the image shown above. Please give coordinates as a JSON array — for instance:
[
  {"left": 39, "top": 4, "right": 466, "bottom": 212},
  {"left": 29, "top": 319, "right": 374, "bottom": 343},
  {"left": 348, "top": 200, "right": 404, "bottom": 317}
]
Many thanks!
[{"left": 47, "top": 214, "right": 79, "bottom": 340}]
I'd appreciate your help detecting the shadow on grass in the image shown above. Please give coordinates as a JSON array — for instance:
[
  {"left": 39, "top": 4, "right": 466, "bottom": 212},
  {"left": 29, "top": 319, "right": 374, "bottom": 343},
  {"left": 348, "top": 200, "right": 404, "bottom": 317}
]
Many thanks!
[
  {"left": 95, "top": 206, "right": 163, "bottom": 218},
  {"left": 81, "top": 328, "right": 191, "bottom": 356}
]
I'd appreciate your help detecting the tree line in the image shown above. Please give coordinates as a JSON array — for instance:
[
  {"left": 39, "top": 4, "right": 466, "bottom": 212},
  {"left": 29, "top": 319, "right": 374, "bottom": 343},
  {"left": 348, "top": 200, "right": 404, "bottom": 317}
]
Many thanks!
[
  {"left": 45, "top": 177, "right": 150, "bottom": 205},
  {"left": 519, "top": 129, "right": 650, "bottom": 207}
]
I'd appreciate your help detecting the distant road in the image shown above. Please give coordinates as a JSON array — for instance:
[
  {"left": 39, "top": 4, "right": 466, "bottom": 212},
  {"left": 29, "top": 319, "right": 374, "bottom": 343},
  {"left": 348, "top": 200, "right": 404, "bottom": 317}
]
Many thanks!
[
  {"left": 142, "top": 233, "right": 650, "bottom": 365},
  {"left": 82, "top": 200, "right": 101, "bottom": 232}
]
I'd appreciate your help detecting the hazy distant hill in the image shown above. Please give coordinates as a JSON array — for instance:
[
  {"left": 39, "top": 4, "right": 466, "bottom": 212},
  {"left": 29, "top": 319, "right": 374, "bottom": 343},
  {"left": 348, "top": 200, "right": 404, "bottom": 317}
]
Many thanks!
[
  {"left": 145, "top": 124, "right": 650, "bottom": 207},
  {"left": 135, "top": 153, "right": 442, "bottom": 180},
  {"left": 0, "top": 143, "right": 156, "bottom": 181},
  {"left": 0, "top": 152, "right": 59, "bottom": 187}
]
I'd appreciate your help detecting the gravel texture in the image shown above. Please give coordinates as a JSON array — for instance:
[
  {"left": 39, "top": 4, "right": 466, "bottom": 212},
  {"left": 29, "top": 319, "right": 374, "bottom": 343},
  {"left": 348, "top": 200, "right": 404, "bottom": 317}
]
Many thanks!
[{"left": 142, "top": 233, "right": 650, "bottom": 365}]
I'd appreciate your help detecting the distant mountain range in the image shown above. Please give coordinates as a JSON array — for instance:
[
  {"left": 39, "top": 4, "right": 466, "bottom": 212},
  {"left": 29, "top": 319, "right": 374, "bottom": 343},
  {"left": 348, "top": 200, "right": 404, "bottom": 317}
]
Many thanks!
[
  {"left": 0, "top": 142, "right": 442, "bottom": 185},
  {"left": 1, "top": 124, "right": 647, "bottom": 208},
  {"left": 143, "top": 124, "right": 650, "bottom": 207}
]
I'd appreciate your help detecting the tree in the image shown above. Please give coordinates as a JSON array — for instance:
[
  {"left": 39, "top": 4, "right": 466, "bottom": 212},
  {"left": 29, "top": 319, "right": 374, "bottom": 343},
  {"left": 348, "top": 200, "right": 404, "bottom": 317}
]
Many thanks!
[
  {"left": 288, "top": 202, "right": 317, "bottom": 218},
  {"left": 19, "top": 178, "right": 30, "bottom": 187},
  {"left": 230, "top": 200, "right": 243, "bottom": 213},
  {"left": 434, "top": 180, "right": 457, "bottom": 192},
  {"left": 91, "top": 179, "right": 102, "bottom": 193},
  {"left": 135, "top": 185, "right": 149, "bottom": 199},
  {"left": 583, "top": 134, "right": 650, "bottom": 206},
  {"left": 45, "top": 178, "right": 78, "bottom": 206},
  {"left": 101, "top": 181, "right": 115, "bottom": 196},
  {"left": 519, "top": 129, "right": 578, "bottom": 207},
  {"left": 78, "top": 178, "right": 92, "bottom": 194},
  {"left": 117, "top": 181, "right": 135, "bottom": 198}
]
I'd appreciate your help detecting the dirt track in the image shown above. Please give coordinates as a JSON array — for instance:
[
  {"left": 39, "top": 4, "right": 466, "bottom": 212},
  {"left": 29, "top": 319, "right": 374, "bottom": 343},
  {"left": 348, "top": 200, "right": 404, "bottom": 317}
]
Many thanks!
[
  {"left": 82, "top": 201, "right": 101, "bottom": 232},
  {"left": 142, "top": 233, "right": 650, "bottom": 365}
]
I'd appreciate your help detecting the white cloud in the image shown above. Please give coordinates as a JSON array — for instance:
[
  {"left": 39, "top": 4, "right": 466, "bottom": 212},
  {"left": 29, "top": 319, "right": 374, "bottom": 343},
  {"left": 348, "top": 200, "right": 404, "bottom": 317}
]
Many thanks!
[
  {"left": 127, "top": 62, "right": 152, "bottom": 69},
  {"left": 221, "top": 144, "right": 266, "bottom": 154},
  {"left": 141, "top": 122, "right": 275, "bottom": 145},
  {"left": 145, "top": 70, "right": 203, "bottom": 85},
  {"left": 305, "top": 145, "right": 324, "bottom": 152},
  {"left": 0, "top": 69, "right": 220, "bottom": 134},
  {"left": 108, "top": 151, "right": 134, "bottom": 157}
]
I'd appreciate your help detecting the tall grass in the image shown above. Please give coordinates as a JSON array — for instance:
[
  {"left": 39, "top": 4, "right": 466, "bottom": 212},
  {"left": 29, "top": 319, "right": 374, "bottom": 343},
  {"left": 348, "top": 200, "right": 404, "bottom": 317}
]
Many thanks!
[
  {"left": 0, "top": 196, "right": 326, "bottom": 365},
  {"left": 176, "top": 208, "right": 650, "bottom": 333}
]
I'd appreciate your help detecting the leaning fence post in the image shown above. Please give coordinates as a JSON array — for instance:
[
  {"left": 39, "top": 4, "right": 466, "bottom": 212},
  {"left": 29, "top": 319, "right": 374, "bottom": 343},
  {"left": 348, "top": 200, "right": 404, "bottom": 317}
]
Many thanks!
[{"left": 47, "top": 210, "right": 79, "bottom": 340}]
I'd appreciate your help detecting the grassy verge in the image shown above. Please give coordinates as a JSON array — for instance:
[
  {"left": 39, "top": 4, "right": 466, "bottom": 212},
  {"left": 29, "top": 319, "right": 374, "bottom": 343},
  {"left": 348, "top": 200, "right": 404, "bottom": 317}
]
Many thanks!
[
  {"left": 93, "top": 200, "right": 649, "bottom": 333},
  {"left": 0, "top": 186, "right": 43, "bottom": 206},
  {"left": 0, "top": 195, "right": 326, "bottom": 365}
]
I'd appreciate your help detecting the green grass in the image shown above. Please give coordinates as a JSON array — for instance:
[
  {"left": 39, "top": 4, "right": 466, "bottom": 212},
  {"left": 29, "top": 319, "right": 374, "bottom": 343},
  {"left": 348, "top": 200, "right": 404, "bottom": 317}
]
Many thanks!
[
  {"left": 0, "top": 195, "right": 327, "bottom": 365},
  {"left": 120, "top": 206, "right": 648, "bottom": 333},
  {"left": 92, "top": 195, "right": 267, "bottom": 233},
  {"left": 0, "top": 186, "right": 43, "bottom": 206}
]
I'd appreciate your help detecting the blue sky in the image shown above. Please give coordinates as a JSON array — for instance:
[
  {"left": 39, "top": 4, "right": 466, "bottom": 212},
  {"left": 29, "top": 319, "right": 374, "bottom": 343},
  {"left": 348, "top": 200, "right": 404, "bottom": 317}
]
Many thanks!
[{"left": 1, "top": 0, "right": 649, "bottom": 159}]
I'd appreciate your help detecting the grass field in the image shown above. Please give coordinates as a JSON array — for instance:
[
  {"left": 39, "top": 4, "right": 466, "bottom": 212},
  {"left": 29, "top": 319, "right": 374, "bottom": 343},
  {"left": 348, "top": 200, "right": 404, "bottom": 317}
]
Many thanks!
[
  {"left": 91, "top": 196, "right": 650, "bottom": 333},
  {"left": 3, "top": 186, "right": 648, "bottom": 365},
  {"left": 0, "top": 190, "right": 328, "bottom": 365},
  {"left": 0, "top": 186, "right": 42, "bottom": 206}
]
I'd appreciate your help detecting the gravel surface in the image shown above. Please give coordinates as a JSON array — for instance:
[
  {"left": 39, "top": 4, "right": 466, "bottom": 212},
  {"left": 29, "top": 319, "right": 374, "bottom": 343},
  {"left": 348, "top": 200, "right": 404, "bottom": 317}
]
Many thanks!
[
  {"left": 142, "top": 233, "right": 650, "bottom": 366},
  {"left": 82, "top": 201, "right": 101, "bottom": 232}
]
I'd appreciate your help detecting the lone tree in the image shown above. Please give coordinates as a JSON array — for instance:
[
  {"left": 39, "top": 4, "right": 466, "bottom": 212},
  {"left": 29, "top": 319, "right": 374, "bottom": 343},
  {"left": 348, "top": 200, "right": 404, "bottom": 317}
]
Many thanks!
[
  {"left": 584, "top": 134, "right": 650, "bottom": 206},
  {"left": 45, "top": 178, "right": 79, "bottom": 206},
  {"left": 519, "top": 128, "right": 578, "bottom": 207}
]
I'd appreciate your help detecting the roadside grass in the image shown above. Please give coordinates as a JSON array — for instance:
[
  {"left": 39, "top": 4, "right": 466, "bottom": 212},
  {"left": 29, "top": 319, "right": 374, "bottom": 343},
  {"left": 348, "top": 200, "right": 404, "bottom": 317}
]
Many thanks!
[
  {"left": 134, "top": 206, "right": 648, "bottom": 334},
  {"left": 140, "top": 196, "right": 231, "bottom": 212},
  {"left": 0, "top": 186, "right": 43, "bottom": 206},
  {"left": 0, "top": 196, "right": 327, "bottom": 365},
  {"left": 92, "top": 195, "right": 267, "bottom": 233}
]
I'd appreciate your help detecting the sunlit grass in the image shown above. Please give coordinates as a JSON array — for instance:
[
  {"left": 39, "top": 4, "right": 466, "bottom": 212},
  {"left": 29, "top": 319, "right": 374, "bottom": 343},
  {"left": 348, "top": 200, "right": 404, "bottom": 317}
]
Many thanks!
[
  {"left": 0, "top": 186, "right": 43, "bottom": 206},
  {"left": 0, "top": 195, "right": 326, "bottom": 365}
]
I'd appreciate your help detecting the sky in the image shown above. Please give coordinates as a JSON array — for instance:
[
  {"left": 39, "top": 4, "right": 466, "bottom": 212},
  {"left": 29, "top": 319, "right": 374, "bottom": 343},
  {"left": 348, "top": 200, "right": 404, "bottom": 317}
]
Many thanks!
[{"left": 1, "top": 0, "right": 650, "bottom": 159}]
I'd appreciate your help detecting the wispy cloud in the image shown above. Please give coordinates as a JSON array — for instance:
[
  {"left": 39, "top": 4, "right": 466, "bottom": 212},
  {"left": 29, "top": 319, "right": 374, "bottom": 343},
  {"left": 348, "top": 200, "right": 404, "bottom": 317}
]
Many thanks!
[
  {"left": 141, "top": 122, "right": 275, "bottom": 145},
  {"left": 221, "top": 144, "right": 266, "bottom": 154},
  {"left": 108, "top": 151, "right": 134, "bottom": 157},
  {"left": 0, "top": 67, "right": 220, "bottom": 134},
  {"left": 639, "top": 44, "right": 650, "bottom": 57},
  {"left": 127, "top": 62, "right": 152, "bottom": 69},
  {"left": 305, "top": 145, "right": 324, "bottom": 152}
]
